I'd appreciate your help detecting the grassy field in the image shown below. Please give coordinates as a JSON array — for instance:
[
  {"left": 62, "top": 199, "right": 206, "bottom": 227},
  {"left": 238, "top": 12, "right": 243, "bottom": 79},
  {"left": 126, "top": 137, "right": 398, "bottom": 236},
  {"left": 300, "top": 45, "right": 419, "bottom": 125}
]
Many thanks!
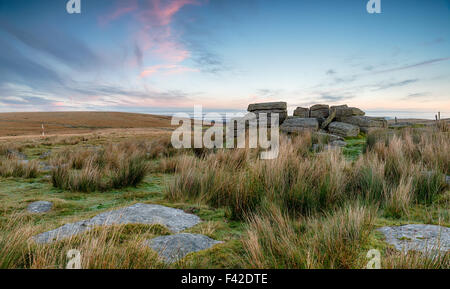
[
  {"left": 0, "top": 113, "right": 448, "bottom": 269},
  {"left": 0, "top": 112, "right": 173, "bottom": 137}
]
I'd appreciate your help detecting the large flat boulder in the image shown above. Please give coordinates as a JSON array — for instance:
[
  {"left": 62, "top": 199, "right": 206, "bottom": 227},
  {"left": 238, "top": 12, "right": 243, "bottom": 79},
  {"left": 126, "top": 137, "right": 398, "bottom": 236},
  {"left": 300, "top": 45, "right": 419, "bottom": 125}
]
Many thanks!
[
  {"left": 339, "top": 116, "right": 387, "bottom": 128},
  {"left": 293, "top": 107, "right": 309, "bottom": 118},
  {"left": 248, "top": 102, "right": 287, "bottom": 111},
  {"left": 280, "top": 117, "right": 319, "bottom": 133},
  {"left": 146, "top": 233, "right": 223, "bottom": 263},
  {"left": 33, "top": 203, "right": 201, "bottom": 244},
  {"left": 377, "top": 224, "right": 450, "bottom": 253},
  {"left": 247, "top": 102, "right": 287, "bottom": 125},
  {"left": 328, "top": 122, "right": 360, "bottom": 137},
  {"left": 338, "top": 116, "right": 387, "bottom": 133},
  {"left": 310, "top": 104, "right": 329, "bottom": 119}
]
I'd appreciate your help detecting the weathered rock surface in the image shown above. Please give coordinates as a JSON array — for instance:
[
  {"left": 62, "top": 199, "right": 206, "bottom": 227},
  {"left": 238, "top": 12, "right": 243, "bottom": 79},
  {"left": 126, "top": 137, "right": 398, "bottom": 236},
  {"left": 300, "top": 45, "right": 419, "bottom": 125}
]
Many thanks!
[
  {"left": 331, "top": 105, "right": 365, "bottom": 118},
  {"left": 377, "top": 224, "right": 450, "bottom": 253},
  {"left": 320, "top": 109, "right": 336, "bottom": 129},
  {"left": 248, "top": 102, "right": 288, "bottom": 124},
  {"left": 293, "top": 107, "right": 309, "bottom": 118},
  {"left": 39, "top": 151, "right": 51, "bottom": 159},
  {"left": 146, "top": 233, "right": 223, "bottom": 263},
  {"left": 248, "top": 102, "right": 287, "bottom": 111},
  {"left": 329, "top": 140, "right": 347, "bottom": 147},
  {"left": 27, "top": 201, "right": 53, "bottom": 214},
  {"left": 310, "top": 104, "right": 329, "bottom": 119},
  {"left": 350, "top": 107, "right": 365, "bottom": 116},
  {"left": 339, "top": 116, "right": 387, "bottom": 133},
  {"left": 328, "top": 122, "right": 360, "bottom": 137},
  {"left": 280, "top": 118, "right": 319, "bottom": 133},
  {"left": 331, "top": 105, "right": 352, "bottom": 118},
  {"left": 33, "top": 203, "right": 201, "bottom": 244},
  {"left": 313, "top": 131, "right": 344, "bottom": 142}
]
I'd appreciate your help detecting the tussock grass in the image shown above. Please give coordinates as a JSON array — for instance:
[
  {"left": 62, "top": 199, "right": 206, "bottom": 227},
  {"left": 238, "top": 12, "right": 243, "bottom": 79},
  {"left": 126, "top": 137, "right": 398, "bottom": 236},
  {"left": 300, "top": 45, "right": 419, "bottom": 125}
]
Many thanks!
[
  {"left": 0, "top": 214, "right": 165, "bottom": 269},
  {"left": 0, "top": 158, "right": 39, "bottom": 178},
  {"left": 166, "top": 129, "right": 448, "bottom": 220},
  {"left": 241, "top": 204, "right": 376, "bottom": 269},
  {"left": 50, "top": 142, "right": 150, "bottom": 192}
]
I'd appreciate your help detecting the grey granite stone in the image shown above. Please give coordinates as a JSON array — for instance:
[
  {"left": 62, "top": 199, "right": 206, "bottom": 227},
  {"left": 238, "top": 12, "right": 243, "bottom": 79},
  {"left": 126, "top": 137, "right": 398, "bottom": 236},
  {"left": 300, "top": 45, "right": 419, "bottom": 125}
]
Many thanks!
[
  {"left": 27, "top": 201, "right": 53, "bottom": 214},
  {"left": 377, "top": 224, "right": 450, "bottom": 253},
  {"left": 33, "top": 203, "right": 201, "bottom": 244},
  {"left": 146, "top": 233, "right": 223, "bottom": 263}
]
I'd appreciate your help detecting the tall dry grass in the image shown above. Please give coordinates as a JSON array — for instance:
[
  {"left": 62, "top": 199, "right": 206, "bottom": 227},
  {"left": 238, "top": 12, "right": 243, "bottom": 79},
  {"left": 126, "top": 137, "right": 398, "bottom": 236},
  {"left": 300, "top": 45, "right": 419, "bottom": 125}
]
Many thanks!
[
  {"left": 166, "top": 129, "right": 448, "bottom": 220},
  {"left": 0, "top": 158, "right": 39, "bottom": 178},
  {"left": 0, "top": 214, "right": 167, "bottom": 269},
  {"left": 241, "top": 204, "right": 376, "bottom": 269},
  {"left": 50, "top": 142, "right": 149, "bottom": 192}
]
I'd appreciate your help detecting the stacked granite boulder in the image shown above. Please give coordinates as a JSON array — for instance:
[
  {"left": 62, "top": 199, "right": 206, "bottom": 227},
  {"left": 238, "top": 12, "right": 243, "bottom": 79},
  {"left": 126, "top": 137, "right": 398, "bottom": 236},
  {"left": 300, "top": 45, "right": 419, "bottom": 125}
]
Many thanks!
[
  {"left": 280, "top": 103, "right": 387, "bottom": 138},
  {"left": 227, "top": 102, "right": 287, "bottom": 137},
  {"left": 231, "top": 102, "right": 387, "bottom": 141}
]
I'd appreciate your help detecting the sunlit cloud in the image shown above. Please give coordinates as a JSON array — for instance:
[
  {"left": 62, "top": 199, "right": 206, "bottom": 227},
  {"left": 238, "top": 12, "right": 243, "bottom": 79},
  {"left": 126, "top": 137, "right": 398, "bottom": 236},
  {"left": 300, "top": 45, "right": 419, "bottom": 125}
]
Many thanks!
[{"left": 140, "top": 64, "right": 198, "bottom": 77}]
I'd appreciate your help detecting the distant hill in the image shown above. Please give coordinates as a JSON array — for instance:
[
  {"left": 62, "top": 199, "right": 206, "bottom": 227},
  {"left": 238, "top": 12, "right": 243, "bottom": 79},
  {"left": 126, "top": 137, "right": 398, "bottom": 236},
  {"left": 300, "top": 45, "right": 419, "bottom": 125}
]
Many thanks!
[{"left": 0, "top": 111, "right": 173, "bottom": 137}]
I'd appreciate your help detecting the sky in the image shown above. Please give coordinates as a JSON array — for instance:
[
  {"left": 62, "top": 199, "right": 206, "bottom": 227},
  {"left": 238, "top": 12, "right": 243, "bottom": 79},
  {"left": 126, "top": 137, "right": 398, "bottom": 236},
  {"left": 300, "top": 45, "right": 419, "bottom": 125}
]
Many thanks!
[{"left": 0, "top": 0, "right": 449, "bottom": 117}]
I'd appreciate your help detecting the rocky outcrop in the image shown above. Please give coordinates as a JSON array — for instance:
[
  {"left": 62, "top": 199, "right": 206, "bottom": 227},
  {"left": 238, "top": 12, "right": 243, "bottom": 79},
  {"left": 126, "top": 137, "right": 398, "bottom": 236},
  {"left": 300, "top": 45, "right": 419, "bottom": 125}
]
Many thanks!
[
  {"left": 293, "top": 107, "right": 309, "bottom": 118},
  {"left": 310, "top": 104, "right": 329, "bottom": 119},
  {"left": 280, "top": 118, "right": 319, "bottom": 133},
  {"left": 328, "top": 122, "right": 360, "bottom": 137},
  {"left": 146, "top": 233, "right": 223, "bottom": 263},
  {"left": 247, "top": 102, "right": 287, "bottom": 125},
  {"left": 33, "top": 203, "right": 201, "bottom": 243},
  {"left": 377, "top": 224, "right": 450, "bottom": 253},
  {"left": 338, "top": 116, "right": 387, "bottom": 134}
]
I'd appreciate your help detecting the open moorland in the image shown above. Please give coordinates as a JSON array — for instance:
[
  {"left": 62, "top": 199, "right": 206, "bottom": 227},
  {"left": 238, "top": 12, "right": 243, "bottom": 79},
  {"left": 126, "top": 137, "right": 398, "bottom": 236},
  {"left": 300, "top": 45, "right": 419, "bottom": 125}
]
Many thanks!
[
  {"left": 0, "top": 110, "right": 448, "bottom": 269},
  {"left": 0, "top": 112, "right": 173, "bottom": 137}
]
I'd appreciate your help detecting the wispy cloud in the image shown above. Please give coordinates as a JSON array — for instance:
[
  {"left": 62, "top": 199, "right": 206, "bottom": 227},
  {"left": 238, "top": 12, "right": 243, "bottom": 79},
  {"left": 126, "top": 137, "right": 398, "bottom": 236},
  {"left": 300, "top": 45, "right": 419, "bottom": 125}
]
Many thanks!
[
  {"left": 372, "top": 79, "right": 419, "bottom": 91},
  {"left": 0, "top": 20, "right": 102, "bottom": 71},
  {"left": 372, "top": 58, "right": 450, "bottom": 74},
  {"left": 140, "top": 64, "right": 198, "bottom": 77}
]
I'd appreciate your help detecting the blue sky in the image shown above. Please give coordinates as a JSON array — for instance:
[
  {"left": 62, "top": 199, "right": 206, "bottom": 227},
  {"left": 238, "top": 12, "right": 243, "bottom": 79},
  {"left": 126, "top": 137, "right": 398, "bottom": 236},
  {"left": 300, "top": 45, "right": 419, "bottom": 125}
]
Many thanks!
[{"left": 0, "top": 0, "right": 449, "bottom": 115}]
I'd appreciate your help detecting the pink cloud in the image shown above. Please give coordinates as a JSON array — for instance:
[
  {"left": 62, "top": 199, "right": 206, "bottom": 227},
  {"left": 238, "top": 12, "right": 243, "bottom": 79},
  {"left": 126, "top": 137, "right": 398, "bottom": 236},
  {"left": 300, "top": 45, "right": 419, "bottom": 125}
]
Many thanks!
[
  {"left": 100, "top": 0, "right": 202, "bottom": 73},
  {"left": 140, "top": 64, "right": 198, "bottom": 77},
  {"left": 98, "top": 0, "right": 139, "bottom": 26}
]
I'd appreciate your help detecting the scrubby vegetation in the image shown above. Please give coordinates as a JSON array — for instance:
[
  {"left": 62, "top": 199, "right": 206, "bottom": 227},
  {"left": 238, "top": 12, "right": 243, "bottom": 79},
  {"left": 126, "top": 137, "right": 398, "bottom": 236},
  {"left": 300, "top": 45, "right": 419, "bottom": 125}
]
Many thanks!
[{"left": 0, "top": 125, "right": 448, "bottom": 269}]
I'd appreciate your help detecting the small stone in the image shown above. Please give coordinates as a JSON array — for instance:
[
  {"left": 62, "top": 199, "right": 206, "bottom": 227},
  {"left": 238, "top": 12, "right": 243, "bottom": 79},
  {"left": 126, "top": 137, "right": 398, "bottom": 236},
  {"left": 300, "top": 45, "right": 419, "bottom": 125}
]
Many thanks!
[
  {"left": 313, "top": 131, "right": 344, "bottom": 142},
  {"left": 27, "top": 201, "right": 53, "bottom": 214},
  {"left": 39, "top": 151, "right": 52, "bottom": 159},
  {"left": 146, "top": 233, "right": 223, "bottom": 263},
  {"left": 329, "top": 140, "right": 347, "bottom": 147}
]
